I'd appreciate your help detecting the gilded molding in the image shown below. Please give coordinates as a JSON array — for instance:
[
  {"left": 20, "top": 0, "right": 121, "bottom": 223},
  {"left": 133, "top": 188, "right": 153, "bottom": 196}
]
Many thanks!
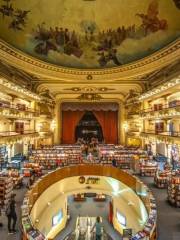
[
  {"left": 0, "top": 133, "right": 39, "bottom": 145},
  {"left": 140, "top": 132, "right": 180, "bottom": 144},
  {"left": 0, "top": 38, "right": 179, "bottom": 81}
]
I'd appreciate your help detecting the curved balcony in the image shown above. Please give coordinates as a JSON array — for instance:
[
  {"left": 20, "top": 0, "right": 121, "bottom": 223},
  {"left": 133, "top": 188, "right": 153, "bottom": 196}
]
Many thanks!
[
  {"left": 0, "top": 101, "right": 40, "bottom": 118},
  {"left": 23, "top": 165, "right": 157, "bottom": 240},
  {"left": 140, "top": 130, "right": 180, "bottom": 144},
  {"left": 0, "top": 130, "right": 39, "bottom": 144},
  {"left": 140, "top": 103, "right": 180, "bottom": 119}
]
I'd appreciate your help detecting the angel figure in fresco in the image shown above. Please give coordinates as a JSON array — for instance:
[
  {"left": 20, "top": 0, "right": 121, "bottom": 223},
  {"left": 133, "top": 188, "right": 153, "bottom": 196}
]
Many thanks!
[
  {"left": 0, "top": 0, "right": 14, "bottom": 18},
  {"left": 33, "top": 23, "right": 57, "bottom": 55},
  {"left": 9, "top": 9, "right": 30, "bottom": 30},
  {"left": 136, "top": 0, "right": 168, "bottom": 36},
  {"left": 173, "top": 0, "right": 180, "bottom": 9}
]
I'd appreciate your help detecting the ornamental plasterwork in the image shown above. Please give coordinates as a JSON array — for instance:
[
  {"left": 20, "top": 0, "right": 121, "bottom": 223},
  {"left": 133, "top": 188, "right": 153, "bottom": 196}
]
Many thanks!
[
  {"left": 77, "top": 93, "right": 103, "bottom": 101},
  {"left": 140, "top": 132, "right": 180, "bottom": 144},
  {"left": 0, "top": 132, "right": 39, "bottom": 145},
  {"left": 0, "top": 39, "right": 179, "bottom": 82},
  {"left": 63, "top": 86, "right": 115, "bottom": 92}
]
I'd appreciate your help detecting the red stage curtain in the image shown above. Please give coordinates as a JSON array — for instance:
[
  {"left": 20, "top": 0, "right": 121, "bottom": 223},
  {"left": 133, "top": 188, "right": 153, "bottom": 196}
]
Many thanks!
[
  {"left": 62, "top": 111, "right": 85, "bottom": 144},
  {"left": 93, "top": 111, "right": 118, "bottom": 144}
]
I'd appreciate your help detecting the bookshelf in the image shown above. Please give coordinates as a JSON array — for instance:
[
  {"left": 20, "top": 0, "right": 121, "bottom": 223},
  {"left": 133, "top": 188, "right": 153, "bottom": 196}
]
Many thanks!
[
  {"left": 140, "top": 161, "right": 158, "bottom": 177},
  {"left": 30, "top": 146, "right": 82, "bottom": 169},
  {"left": 21, "top": 193, "right": 45, "bottom": 240},
  {"left": 0, "top": 174, "right": 13, "bottom": 208},
  {"left": 167, "top": 173, "right": 180, "bottom": 207},
  {"left": 154, "top": 170, "right": 171, "bottom": 188}
]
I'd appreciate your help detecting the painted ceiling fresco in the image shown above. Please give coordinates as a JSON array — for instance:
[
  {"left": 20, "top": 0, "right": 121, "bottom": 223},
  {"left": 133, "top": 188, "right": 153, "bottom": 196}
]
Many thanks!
[{"left": 0, "top": 0, "right": 180, "bottom": 69}]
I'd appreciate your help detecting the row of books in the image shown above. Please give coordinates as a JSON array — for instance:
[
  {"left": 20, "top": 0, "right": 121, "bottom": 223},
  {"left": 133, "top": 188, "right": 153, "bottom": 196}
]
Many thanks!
[
  {"left": 132, "top": 194, "right": 157, "bottom": 240},
  {"left": 30, "top": 146, "right": 82, "bottom": 169},
  {"left": 167, "top": 174, "right": 180, "bottom": 207},
  {"left": 154, "top": 170, "right": 172, "bottom": 188},
  {"left": 22, "top": 195, "right": 45, "bottom": 240},
  {"left": 140, "top": 161, "right": 158, "bottom": 177},
  {"left": 0, "top": 174, "right": 13, "bottom": 207}
]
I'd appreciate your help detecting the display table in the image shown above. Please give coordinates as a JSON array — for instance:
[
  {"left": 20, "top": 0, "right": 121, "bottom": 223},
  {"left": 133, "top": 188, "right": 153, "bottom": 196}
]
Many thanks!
[
  {"left": 7, "top": 160, "right": 21, "bottom": 169},
  {"left": 140, "top": 161, "right": 158, "bottom": 176},
  {"left": 22, "top": 163, "right": 42, "bottom": 177},
  {"left": 74, "top": 193, "right": 86, "bottom": 202},
  {"left": 94, "top": 194, "right": 106, "bottom": 202},
  {"left": 167, "top": 173, "right": 180, "bottom": 207},
  {"left": 154, "top": 170, "right": 171, "bottom": 188}
]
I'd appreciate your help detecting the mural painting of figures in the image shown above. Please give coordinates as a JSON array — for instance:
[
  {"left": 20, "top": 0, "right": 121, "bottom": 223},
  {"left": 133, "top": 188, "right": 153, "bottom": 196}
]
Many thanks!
[{"left": 0, "top": 0, "right": 179, "bottom": 69}]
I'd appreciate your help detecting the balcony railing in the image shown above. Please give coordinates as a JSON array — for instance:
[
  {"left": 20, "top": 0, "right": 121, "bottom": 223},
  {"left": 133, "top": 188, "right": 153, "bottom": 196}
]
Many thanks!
[
  {"left": 141, "top": 130, "right": 180, "bottom": 138},
  {"left": 128, "top": 128, "right": 140, "bottom": 132},
  {"left": 140, "top": 102, "right": 180, "bottom": 114},
  {"left": 63, "top": 230, "right": 113, "bottom": 240},
  {"left": 0, "top": 130, "right": 38, "bottom": 137},
  {"left": 0, "top": 101, "right": 39, "bottom": 116}
]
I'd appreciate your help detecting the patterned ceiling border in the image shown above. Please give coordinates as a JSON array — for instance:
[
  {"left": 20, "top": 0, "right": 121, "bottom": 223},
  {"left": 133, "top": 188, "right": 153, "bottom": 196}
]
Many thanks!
[{"left": 0, "top": 38, "right": 179, "bottom": 81}]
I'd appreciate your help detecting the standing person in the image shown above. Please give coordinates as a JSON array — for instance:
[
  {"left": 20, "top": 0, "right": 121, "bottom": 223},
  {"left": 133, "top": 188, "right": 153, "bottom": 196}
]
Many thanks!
[
  {"left": 91, "top": 216, "right": 103, "bottom": 240},
  {"left": 0, "top": 201, "right": 3, "bottom": 227},
  {"left": 84, "top": 144, "right": 88, "bottom": 157},
  {"left": 112, "top": 157, "right": 117, "bottom": 167},
  {"left": 6, "top": 194, "right": 17, "bottom": 234}
]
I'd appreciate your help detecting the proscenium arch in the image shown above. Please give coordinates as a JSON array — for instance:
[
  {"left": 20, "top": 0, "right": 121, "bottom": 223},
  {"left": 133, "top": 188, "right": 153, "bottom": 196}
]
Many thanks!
[{"left": 54, "top": 99, "right": 125, "bottom": 145}]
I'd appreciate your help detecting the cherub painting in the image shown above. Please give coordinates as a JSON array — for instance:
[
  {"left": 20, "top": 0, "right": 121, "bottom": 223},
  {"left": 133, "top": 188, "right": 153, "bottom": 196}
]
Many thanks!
[
  {"left": 136, "top": 0, "right": 168, "bottom": 35},
  {"left": 0, "top": 0, "right": 177, "bottom": 69},
  {"left": 0, "top": 0, "right": 30, "bottom": 30}
]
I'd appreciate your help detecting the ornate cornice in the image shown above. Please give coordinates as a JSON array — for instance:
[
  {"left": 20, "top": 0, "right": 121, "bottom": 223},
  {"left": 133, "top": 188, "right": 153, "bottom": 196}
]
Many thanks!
[{"left": 0, "top": 38, "right": 179, "bottom": 81}]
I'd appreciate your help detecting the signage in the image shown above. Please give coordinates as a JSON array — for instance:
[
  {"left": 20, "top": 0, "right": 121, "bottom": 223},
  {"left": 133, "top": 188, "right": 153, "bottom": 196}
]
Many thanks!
[{"left": 79, "top": 176, "right": 100, "bottom": 184}]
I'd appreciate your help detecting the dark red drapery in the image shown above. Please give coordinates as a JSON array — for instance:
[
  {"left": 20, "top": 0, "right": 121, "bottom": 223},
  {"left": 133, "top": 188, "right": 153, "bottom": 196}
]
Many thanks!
[
  {"left": 93, "top": 111, "right": 118, "bottom": 144},
  {"left": 62, "top": 110, "right": 118, "bottom": 144},
  {"left": 62, "top": 111, "right": 85, "bottom": 144}
]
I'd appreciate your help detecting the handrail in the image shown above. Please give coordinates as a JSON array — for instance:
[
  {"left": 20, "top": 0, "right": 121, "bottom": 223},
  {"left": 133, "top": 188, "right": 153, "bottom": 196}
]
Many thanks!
[
  {"left": 28, "top": 166, "right": 137, "bottom": 207},
  {"left": 142, "top": 130, "right": 180, "bottom": 137},
  {"left": 63, "top": 230, "right": 113, "bottom": 240},
  {"left": 0, "top": 130, "right": 38, "bottom": 137},
  {"left": 140, "top": 102, "right": 180, "bottom": 114},
  {"left": 0, "top": 101, "right": 39, "bottom": 114}
]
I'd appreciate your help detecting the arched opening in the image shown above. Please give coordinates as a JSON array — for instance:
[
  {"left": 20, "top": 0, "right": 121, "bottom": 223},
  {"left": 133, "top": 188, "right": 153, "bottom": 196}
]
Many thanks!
[{"left": 75, "top": 111, "right": 104, "bottom": 142}]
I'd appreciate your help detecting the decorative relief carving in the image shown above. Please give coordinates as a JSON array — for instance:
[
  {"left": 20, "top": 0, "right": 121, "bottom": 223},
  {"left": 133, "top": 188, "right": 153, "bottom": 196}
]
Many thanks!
[
  {"left": 77, "top": 93, "right": 103, "bottom": 101},
  {"left": 64, "top": 86, "right": 115, "bottom": 92}
]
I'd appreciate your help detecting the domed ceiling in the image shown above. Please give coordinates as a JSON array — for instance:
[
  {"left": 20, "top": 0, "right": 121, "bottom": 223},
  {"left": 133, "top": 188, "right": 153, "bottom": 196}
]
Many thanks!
[{"left": 0, "top": 0, "right": 179, "bottom": 69}]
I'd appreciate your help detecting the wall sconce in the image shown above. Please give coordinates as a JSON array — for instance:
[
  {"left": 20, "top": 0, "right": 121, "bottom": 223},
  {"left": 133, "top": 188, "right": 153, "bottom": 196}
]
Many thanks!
[{"left": 51, "top": 119, "right": 56, "bottom": 131}]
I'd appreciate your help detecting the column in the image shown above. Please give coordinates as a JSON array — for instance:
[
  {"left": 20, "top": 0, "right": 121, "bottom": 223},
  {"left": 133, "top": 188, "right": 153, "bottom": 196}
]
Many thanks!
[
  {"left": 54, "top": 100, "right": 61, "bottom": 144},
  {"left": 119, "top": 101, "right": 125, "bottom": 145},
  {"left": 23, "top": 141, "right": 29, "bottom": 156}
]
